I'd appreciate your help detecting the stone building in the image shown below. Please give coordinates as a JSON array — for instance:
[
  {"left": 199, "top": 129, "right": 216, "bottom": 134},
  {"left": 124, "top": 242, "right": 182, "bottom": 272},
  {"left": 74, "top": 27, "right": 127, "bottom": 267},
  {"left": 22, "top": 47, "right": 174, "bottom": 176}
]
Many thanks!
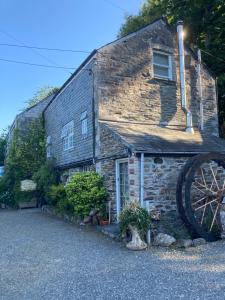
[
  {"left": 44, "top": 18, "right": 225, "bottom": 225},
  {"left": 7, "top": 93, "right": 55, "bottom": 150}
]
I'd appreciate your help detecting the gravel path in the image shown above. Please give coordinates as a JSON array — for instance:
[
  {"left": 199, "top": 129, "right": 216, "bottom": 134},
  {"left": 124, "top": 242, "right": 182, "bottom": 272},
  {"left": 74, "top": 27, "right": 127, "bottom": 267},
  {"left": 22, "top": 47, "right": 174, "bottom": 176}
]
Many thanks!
[{"left": 0, "top": 209, "right": 225, "bottom": 300}]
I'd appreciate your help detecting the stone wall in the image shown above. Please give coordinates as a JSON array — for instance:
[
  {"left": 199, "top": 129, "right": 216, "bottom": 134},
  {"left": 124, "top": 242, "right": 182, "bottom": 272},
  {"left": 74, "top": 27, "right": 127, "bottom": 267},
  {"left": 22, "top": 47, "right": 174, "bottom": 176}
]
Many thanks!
[
  {"left": 96, "top": 19, "right": 218, "bottom": 135},
  {"left": 144, "top": 156, "right": 188, "bottom": 212},
  {"left": 7, "top": 94, "right": 54, "bottom": 151},
  {"left": 96, "top": 124, "right": 129, "bottom": 217}
]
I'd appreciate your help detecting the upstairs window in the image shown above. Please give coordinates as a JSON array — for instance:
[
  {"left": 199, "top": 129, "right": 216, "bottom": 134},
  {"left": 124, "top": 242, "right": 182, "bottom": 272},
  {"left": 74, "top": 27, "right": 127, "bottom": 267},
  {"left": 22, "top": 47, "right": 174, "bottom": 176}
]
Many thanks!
[
  {"left": 61, "top": 121, "right": 74, "bottom": 151},
  {"left": 153, "top": 51, "right": 172, "bottom": 80},
  {"left": 80, "top": 111, "right": 88, "bottom": 136}
]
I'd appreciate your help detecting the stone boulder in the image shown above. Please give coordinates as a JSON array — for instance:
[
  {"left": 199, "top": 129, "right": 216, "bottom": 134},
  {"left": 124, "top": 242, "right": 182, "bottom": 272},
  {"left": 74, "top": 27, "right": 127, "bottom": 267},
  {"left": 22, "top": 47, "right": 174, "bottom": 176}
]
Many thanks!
[
  {"left": 153, "top": 233, "right": 176, "bottom": 247},
  {"left": 174, "top": 239, "right": 192, "bottom": 248},
  {"left": 192, "top": 238, "right": 206, "bottom": 247}
]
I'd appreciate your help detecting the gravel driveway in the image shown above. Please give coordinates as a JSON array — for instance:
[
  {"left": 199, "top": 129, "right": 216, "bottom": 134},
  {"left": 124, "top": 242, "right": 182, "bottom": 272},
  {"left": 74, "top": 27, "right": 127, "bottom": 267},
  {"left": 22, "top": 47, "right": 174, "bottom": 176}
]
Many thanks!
[{"left": 1, "top": 209, "right": 225, "bottom": 300}]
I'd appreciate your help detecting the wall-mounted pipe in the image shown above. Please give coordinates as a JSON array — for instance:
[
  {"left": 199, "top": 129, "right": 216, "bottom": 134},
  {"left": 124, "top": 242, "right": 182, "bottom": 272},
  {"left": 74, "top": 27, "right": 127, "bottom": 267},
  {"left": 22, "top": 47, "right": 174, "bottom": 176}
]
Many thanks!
[
  {"left": 197, "top": 49, "right": 204, "bottom": 130},
  {"left": 177, "top": 21, "right": 194, "bottom": 134},
  {"left": 140, "top": 152, "right": 144, "bottom": 208}
]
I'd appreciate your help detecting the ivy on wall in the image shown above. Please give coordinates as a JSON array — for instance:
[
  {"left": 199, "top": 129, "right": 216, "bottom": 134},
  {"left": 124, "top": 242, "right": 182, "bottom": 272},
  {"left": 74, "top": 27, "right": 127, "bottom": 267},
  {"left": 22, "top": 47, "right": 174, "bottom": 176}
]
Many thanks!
[{"left": 0, "top": 117, "right": 46, "bottom": 207}]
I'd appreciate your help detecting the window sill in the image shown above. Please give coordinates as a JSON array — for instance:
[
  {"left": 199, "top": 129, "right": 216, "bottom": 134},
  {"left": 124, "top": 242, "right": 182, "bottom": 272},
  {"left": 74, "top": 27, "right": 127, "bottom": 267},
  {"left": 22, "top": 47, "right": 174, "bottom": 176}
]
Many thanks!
[{"left": 147, "top": 77, "right": 176, "bottom": 85}]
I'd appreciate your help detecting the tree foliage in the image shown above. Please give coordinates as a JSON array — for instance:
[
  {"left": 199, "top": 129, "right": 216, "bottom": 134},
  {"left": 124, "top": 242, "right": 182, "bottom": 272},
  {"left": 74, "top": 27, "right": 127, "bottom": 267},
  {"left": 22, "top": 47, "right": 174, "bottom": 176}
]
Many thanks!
[
  {"left": 0, "top": 131, "right": 7, "bottom": 165},
  {"left": 119, "top": 0, "right": 225, "bottom": 135},
  {"left": 1, "top": 118, "right": 45, "bottom": 206},
  {"left": 32, "top": 159, "right": 59, "bottom": 204},
  {"left": 25, "top": 86, "right": 59, "bottom": 108}
]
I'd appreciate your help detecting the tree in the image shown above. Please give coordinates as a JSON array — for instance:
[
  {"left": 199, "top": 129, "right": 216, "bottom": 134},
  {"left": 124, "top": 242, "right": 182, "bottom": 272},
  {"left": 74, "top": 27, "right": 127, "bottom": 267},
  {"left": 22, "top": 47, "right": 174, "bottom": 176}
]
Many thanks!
[
  {"left": 119, "top": 0, "right": 225, "bottom": 135},
  {"left": 0, "top": 131, "right": 7, "bottom": 165},
  {"left": 25, "top": 86, "right": 59, "bottom": 108},
  {"left": 2, "top": 118, "right": 45, "bottom": 206}
]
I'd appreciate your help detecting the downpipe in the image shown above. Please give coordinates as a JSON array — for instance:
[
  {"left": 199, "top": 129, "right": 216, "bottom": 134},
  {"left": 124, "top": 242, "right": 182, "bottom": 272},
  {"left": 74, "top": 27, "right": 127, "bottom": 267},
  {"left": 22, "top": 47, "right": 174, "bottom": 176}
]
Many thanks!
[{"left": 177, "top": 21, "right": 194, "bottom": 134}]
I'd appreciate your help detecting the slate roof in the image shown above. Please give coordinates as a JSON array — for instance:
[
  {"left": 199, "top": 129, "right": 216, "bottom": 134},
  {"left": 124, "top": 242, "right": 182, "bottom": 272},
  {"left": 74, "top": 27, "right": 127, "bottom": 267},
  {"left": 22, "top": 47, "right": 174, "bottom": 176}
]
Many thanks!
[{"left": 100, "top": 121, "right": 225, "bottom": 154}]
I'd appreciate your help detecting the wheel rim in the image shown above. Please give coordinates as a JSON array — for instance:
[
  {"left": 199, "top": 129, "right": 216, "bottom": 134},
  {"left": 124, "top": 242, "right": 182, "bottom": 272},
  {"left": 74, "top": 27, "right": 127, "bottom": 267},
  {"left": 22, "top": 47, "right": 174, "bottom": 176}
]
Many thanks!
[
  {"left": 185, "top": 153, "right": 225, "bottom": 241},
  {"left": 176, "top": 155, "right": 201, "bottom": 237}
]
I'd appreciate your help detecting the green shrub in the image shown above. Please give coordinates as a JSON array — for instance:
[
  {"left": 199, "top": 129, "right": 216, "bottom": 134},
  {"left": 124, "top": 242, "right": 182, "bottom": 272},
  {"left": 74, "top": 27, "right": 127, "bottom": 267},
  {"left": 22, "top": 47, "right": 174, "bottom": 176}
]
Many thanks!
[
  {"left": 0, "top": 177, "right": 13, "bottom": 207},
  {"left": 65, "top": 172, "right": 108, "bottom": 219},
  {"left": 33, "top": 160, "right": 59, "bottom": 204},
  {"left": 119, "top": 201, "right": 151, "bottom": 239},
  {"left": 47, "top": 184, "right": 66, "bottom": 207},
  {"left": 56, "top": 197, "right": 74, "bottom": 216}
]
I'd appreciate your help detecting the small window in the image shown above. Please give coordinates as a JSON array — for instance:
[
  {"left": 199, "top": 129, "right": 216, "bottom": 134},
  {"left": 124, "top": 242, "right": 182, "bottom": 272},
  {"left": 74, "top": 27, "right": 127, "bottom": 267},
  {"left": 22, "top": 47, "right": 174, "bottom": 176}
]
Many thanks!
[
  {"left": 80, "top": 111, "right": 88, "bottom": 136},
  {"left": 61, "top": 121, "right": 74, "bottom": 151},
  {"left": 82, "top": 165, "right": 92, "bottom": 172},
  {"left": 153, "top": 51, "right": 172, "bottom": 80}
]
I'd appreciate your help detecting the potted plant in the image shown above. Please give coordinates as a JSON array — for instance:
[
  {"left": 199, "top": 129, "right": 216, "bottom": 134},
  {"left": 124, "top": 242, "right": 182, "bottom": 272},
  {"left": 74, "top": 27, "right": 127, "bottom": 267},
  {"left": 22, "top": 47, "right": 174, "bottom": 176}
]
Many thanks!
[
  {"left": 119, "top": 201, "right": 151, "bottom": 250},
  {"left": 99, "top": 209, "right": 109, "bottom": 226}
]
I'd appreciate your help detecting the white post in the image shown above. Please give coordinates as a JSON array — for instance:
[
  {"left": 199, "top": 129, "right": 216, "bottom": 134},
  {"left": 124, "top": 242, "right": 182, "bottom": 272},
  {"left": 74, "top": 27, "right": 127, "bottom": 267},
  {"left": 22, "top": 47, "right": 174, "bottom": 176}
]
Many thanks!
[
  {"left": 115, "top": 160, "right": 120, "bottom": 223},
  {"left": 177, "top": 21, "right": 186, "bottom": 109},
  {"left": 147, "top": 229, "right": 151, "bottom": 246},
  {"left": 197, "top": 49, "right": 204, "bottom": 130},
  {"left": 140, "top": 152, "right": 144, "bottom": 208},
  {"left": 177, "top": 20, "right": 194, "bottom": 133}
]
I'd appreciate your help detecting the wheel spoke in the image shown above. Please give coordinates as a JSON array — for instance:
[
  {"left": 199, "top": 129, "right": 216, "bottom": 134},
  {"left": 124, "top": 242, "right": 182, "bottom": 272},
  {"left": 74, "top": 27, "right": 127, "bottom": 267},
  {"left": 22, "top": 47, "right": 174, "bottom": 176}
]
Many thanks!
[
  {"left": 210, "top": 165, "right": 219, "bottom": 191},
  {"left": 201, "top": 198, "right": 208, "bottom": 225},
  {"left": 210, "top": 167, "right": 218, "bottom": 190},
  {"left": 210, "top": 202, "right": 220, "bottom": 231},
  {"left": 194, "top": 198, "right": 218, "bottom": 211},
  {"left": 192, "top": 183, "right": 206, "bottom": 195},
  {"left": 200, "top": 167, "right": 207, "bottom": 188},
  {"left": 192, "top": 196, "right": 207, "bottom": 207},
  {"left": 209, "top": 203, "right": 220, "bottom": 226},
  {"left": 222, "top": 179, "right": 225, "bottom": 190}
]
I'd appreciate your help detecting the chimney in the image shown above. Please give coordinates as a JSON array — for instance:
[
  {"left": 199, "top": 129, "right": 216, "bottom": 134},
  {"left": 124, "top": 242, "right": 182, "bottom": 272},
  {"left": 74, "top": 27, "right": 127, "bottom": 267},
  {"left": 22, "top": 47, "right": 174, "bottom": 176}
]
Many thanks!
[{"left": 177, "top": 20, "right": 194, "bottom": 133}]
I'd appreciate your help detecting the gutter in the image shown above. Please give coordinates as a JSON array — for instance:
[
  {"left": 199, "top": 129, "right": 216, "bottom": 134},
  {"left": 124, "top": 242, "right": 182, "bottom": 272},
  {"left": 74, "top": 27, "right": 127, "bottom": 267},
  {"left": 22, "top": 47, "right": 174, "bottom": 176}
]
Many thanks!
[{"left": 134, "top": 151, "right": 213, "bottom": 157}]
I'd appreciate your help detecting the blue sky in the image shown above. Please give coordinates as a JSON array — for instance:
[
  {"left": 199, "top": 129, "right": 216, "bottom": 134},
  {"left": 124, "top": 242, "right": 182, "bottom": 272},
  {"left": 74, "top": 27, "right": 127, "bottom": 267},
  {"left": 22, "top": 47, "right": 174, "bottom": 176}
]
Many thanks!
[{"left": 0, "top": 0, "right": 142, "bottom": 132}]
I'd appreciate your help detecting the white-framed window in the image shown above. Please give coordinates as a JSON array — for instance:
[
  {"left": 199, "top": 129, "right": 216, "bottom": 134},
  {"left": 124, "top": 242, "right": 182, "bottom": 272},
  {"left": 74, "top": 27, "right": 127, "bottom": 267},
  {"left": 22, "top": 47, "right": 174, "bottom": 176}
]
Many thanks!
[
  {"left": 61, "top": 121, "right": 74, "bottom": 151},
  {"left": 82, "top": 165, "right": 92, "bottom": 172},
  {"left": 80, "top": 111, "right": 88, "bottom": 136},
  {"left": 46, "top": 135, "right": 51, "bottom": 158},
  {"left": 153, "top": 51, "right": 172, "bottom": 80}
]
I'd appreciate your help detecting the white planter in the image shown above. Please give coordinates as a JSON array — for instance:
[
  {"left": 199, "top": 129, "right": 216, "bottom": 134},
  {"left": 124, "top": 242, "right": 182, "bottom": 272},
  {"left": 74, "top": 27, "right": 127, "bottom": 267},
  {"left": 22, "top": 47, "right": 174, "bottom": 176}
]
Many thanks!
[{"left": 126, "top": 225, "right": 147, "bottom": 251}]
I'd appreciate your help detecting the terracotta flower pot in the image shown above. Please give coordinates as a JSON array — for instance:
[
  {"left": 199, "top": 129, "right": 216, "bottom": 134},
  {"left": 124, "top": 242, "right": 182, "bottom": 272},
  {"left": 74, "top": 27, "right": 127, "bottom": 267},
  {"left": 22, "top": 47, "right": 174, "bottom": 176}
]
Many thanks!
[{"left": 100, "top": 219, "right": 109, "bottom": 226}]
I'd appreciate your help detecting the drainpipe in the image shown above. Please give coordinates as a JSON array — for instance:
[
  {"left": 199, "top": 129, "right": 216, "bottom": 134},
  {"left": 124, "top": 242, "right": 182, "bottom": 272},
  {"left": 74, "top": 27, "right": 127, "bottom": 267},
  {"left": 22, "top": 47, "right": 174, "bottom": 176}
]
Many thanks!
[
  {"left": 177, "top": 21, "right": 194, "bottom": 133},
  {"left": 140, "top": 152, "right": 151, "bottom": 245},
  {"left": 89, "top": 67, "right": 96, "bottom": 165},
  {"left": 197, "top": 49, "right": 204, "bottom": 130},
  {"left": 140, "top": 152, "right": 144, "bottom": 208}
]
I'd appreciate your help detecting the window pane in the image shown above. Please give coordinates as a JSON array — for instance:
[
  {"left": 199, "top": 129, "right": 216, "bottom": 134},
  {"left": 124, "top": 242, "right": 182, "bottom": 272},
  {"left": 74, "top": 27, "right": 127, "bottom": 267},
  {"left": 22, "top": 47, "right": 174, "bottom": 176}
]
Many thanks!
[
  {"left": 82, "top": 118, "right": 88, "bottom": 135},
  {"left": 119, "top": 162, "right": 129, "bottom": 209},
  {"left": 154, "top": 65, "right": 169, "bottom": 78},
  {"left": 153, "top": 52, "right": 169, "bottom": 66},
  {"left": 69, "top": 135, "right": 74, "bottom": 148}
]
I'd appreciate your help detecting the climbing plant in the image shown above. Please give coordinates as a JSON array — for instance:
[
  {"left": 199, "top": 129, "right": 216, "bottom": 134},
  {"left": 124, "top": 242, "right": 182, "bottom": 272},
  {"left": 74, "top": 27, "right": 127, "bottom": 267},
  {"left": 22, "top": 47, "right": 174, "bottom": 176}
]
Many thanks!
[{"left": 0, "top": 117, "right": 45, "bottom": 207}]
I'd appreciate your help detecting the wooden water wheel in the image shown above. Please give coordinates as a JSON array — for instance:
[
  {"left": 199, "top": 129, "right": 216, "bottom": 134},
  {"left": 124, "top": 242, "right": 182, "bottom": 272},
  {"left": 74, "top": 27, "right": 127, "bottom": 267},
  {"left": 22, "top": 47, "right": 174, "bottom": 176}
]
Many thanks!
[{"left": 176, "top": 153, "right": 225, "bottom": 241}]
